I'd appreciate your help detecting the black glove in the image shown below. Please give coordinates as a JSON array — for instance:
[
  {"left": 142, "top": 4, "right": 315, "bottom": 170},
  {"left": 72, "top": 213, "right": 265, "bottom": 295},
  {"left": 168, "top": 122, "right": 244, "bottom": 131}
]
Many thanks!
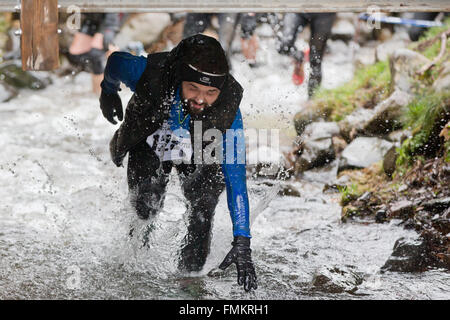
[
  {"left": 109, "top": 130, "right": 126, "bottom": 167},
  {"left": 219, "top": 236, "right": 257, "bottom": 292},
  {"left": 99, "top": 90, "right": 123, "bottom": 125}
]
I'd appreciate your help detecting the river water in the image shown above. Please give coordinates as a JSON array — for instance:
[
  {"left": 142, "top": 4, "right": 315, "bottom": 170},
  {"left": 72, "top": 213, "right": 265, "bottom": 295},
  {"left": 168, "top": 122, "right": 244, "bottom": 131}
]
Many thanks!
[{"left": 0, "top": 33, "right": 449, "bottom": 300}]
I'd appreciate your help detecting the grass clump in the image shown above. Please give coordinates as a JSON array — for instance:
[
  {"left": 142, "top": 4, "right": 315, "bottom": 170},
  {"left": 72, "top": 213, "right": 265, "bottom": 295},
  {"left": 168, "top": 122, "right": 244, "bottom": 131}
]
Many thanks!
[
  {"left": 337, "top": 183, "right": 361, "bottom": 206},
  {"left": 312, "top": 60, "right": 391, "bottom": 122},
  {"left": 396, "top": 89, "right": 450, "bottom": 171}
]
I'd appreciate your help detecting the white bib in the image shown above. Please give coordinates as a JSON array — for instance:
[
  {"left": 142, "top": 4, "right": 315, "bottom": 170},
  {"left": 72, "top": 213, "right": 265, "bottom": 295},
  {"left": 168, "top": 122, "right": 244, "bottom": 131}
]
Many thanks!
[{"left": 146, "top": 121, "right": 192, "bottom": 162}]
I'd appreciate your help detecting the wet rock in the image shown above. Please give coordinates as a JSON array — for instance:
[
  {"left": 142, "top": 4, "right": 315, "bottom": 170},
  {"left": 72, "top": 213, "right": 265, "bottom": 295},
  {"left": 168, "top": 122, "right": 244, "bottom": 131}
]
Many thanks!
[
  {"left": 388, "top": 200, "right": 416, "bottom": 220},
  {"left": 338, "top": 108, "right": 373, "bottom": 141},
  {"left": 257, "top": 181, "right": 301, "bottom": 197},
  {"left": 421, "top": 197, "right": 450, "bottom": 214},
  {"left": 331, "top": 136, "right": 347, "bottom": 156},
  {"left": 341, "top": 205, "right": 360, "bottom": 222},
  {"left": 431, "top": 218, "right": 450, "bottom": 235},
  {"left": 357, "top": 191, "right": 372, "bottom": 203},
  {"left": 398, "top": 218, "right": 417, "bottom": 230},
  {"left": 387, "top": 129, "right": 411, "bottom": 144},
  {"left": 375, "top": 209, "right": 387, "bottom": 223},
  {"left": 338, "top": 137, "right": 393, "bottom": 171},
  {"left": 383, "top": 146, "right": 398, "bottom": 178},
  {"left": 375, "top": 37, "right": 408, "bottom": 62},
  {"left": 0, "top": 62, "right": 49, "bottom": 90},
  {"left": 443, "top": 207, "right": 450, "bottom": 220},
  {"left": 311, "top": 266, "right": 364, "bottom": 294},
  {"left": 293, "top": 102, "right": 328, "bottom": 136},
  {"left": 0, "top": 80, "right": 18, "bottom": 102},
  {"left": 363, "top": 90, "right": 412, "bottom": 135},
  {"left": 295, "top": 122, "right": 340, "bottom": 173},
  {"left": 339, "top": 90, "right": 412, "bottom": 139},
  {"left": 278, "top": 184, "right": 301, "bottom": 197},
  {"left": 381, "top": 237, "right": 430, "bottom": 272},
  {"left": 323, "top": 183, "right": 344, "bottom": 193},
  {"left": 247, "top": 145, "right": 287, "bottom": 179},
  {"left": 389, "top": 48, "right": 431, "bottom": 94}
]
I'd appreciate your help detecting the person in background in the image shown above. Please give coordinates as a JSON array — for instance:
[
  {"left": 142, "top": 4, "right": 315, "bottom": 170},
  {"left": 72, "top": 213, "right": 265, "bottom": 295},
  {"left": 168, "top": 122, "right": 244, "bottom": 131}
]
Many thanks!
[
  {"left": 277, "top": 12, "right": 336, "bottom": 98},
  {"left": 408, "top": 12, "right": 443, "bottom": 41},
  {"left": 67, "top": 13, "right": 122, "bottom": 94},
  {"left": 182, "top": 13, "right": 240, "bottom": 59},
  {"left": 98, "top": 34, "right": 257, "bottom": 292}
]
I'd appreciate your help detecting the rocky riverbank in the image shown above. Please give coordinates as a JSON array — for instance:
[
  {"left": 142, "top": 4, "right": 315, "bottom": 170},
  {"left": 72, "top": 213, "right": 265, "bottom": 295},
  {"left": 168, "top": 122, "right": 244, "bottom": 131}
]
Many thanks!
[{"left": 287, "top": 18, "right": 450, "bottom": 272}]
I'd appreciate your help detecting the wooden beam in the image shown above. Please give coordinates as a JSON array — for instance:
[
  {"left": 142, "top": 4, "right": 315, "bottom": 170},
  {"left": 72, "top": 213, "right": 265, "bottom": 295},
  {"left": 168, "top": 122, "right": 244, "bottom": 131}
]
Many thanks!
[
  {"left": 1, "top": 0, "right": 449, "bottom": 12},
  {"left": 20, "top": 0, "right": 59, "bottom": 71}
]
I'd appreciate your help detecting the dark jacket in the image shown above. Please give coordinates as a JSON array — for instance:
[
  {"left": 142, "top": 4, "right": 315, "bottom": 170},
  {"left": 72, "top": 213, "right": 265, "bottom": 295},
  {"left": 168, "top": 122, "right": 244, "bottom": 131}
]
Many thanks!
[{"left": 110, "top": 39, "right": 244, "bottom": 164}]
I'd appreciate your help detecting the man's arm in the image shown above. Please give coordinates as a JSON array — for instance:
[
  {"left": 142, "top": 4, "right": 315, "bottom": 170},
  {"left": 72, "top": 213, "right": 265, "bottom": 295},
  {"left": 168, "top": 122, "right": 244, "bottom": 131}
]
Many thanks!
[
  {"left": 100, "top": 51, "right": 147, "bottom": 125},
  {"left": 221, "top": 108, "right": 251, "bottom": 238},
  {"left": 219, "top": 108, "right": 257, "bottom": 292},
  {"left": 101, "top": 51, "right": 147, "bottom": 94}
]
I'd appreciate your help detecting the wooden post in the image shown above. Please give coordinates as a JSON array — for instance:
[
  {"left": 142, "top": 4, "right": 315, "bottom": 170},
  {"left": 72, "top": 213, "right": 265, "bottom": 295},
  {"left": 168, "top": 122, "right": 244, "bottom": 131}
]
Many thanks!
[{"left": 20, "top": 0, "right": 59, "bottom": 71}]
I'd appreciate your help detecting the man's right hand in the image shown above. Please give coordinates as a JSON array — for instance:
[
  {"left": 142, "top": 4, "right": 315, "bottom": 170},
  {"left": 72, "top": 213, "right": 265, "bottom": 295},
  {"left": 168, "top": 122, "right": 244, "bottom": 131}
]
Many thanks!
[{"left": 99, "top": 90, "right": 123, "bottom": 125}]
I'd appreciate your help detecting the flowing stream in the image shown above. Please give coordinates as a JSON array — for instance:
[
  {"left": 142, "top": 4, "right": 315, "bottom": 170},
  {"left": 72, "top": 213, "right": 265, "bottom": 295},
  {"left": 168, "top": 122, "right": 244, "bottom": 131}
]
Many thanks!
[{"left": 0, "top": 32, "right": 448, "bottom": 300}]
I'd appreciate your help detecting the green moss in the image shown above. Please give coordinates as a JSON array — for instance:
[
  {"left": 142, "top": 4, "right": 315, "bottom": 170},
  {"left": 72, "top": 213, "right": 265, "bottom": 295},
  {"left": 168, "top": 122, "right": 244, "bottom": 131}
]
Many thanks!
[
  {"left": 409, "top": 18, "right": 450, "bottom": 82},
  {"left": 338, "top": 183, "right": 362, "bottom": 206},
  {"left": 404, "top": 90, "right": 450, "bottom": 133},
  {"left": 396, "top": 89, "right": 450, "bottom": 170},
  {"left": 445, "top": 141, "right": 450, "bottom": 163},
  {"left": 312, "top": 60, "right": 391, "bottom": 122}
]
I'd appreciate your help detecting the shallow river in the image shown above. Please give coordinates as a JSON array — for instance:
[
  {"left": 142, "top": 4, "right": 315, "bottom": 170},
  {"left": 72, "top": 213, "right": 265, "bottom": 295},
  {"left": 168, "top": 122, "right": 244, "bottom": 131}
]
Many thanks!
[{"left": 0, "top": 34, "right": 449, "bottom": 299}]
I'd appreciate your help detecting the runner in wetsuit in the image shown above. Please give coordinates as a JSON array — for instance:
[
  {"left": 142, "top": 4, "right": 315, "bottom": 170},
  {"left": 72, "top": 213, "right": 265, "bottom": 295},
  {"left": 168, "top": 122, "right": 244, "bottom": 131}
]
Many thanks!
[
  {"left": 99, "top": 34, "right": 257, "bottom": 292},
  {"left": 278, "top": 13, "right": 336, "bottom": 98}
]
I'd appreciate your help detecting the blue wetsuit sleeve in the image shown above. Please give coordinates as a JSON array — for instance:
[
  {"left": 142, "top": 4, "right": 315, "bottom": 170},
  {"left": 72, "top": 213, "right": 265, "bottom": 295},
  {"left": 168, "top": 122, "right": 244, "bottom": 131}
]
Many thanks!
[
  {"left": 221, "top": 109, "right": 251, "bottom": 238},
  {"left": 100, "top": 51, "right": 147, "bottom": 94}
]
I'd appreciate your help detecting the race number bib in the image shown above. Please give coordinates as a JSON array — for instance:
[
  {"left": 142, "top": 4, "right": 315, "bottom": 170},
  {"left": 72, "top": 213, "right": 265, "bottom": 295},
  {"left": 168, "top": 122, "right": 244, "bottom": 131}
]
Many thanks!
[{"left": 146, "top": 121, "right": 192, "bottom": 162}]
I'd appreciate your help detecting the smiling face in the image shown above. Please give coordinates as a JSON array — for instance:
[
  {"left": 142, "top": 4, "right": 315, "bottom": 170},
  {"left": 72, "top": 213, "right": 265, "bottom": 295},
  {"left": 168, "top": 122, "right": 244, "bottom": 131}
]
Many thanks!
[{"left": 181, "top": 81, "right": 221, "bottom": 115}]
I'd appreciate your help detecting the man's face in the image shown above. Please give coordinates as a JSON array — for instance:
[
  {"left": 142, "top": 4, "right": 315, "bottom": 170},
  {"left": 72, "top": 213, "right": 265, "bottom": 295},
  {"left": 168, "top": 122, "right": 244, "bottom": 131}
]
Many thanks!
[{"left": 181, "top": 81, "right": 221, "bottom": 115}]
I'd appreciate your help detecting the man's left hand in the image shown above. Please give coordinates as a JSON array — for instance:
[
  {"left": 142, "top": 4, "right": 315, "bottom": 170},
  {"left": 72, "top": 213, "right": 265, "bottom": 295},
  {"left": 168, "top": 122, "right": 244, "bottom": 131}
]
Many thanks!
[{"left": 219, "top": 236, "right": 257, "bottom": 292}]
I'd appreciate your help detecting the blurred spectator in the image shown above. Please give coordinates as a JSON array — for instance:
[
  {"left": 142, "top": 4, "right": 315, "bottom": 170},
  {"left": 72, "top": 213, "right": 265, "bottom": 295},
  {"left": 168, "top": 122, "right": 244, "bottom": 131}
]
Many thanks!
[
  {"left": 67, "top": 13, "right": 122, "bottom": 94},
  {"left": 277, "top": 13, "right": 336, "bottom": 98},
  {"left": 408, "top": 12, "right": 442, "bottom": 41}
]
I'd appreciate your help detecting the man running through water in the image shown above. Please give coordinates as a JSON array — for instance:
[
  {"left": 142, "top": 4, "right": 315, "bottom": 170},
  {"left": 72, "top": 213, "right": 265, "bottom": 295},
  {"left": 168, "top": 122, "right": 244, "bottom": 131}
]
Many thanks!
[{"left": 99, "top": 34, "right": 257, "bottom": 292}]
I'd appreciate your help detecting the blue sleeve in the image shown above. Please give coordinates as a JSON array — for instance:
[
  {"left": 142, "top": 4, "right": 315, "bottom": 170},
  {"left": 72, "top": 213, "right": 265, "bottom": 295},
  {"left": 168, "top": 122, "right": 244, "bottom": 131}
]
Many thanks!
[
  {"left": 100, "top": 51, "right": 147, "bottom": 94},
  {"left": 221, "top": 109, "right": 251, "bottom": 238}
]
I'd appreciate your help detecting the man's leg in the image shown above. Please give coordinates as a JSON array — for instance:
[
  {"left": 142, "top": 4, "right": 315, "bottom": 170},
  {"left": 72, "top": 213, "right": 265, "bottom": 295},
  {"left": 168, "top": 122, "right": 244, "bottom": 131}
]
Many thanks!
[
  {"left": 278, "top": 13, "right": 309, "bottom": 85},
  {"left": 176, "top": 164, "right": 226, "bottom": 272},
  {"left": 127, "top": 141, "right": 172, "bottom": 221},
  {"left": 308, "top": 13, "right": 336, "bottom": 98},
  {"left": 217, "top": 13, "right": 241, "bottom": 56},
  {"left": 408, "top": 12, "right": 439, "bottom": 41},
  {"left": 277, "top": 13, "right": 307, "bottom": 60}
]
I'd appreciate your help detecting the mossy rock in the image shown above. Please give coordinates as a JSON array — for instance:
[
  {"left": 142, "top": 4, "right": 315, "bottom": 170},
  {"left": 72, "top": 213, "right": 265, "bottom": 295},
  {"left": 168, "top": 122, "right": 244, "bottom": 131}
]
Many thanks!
[{"left": 341, "top": 205, "right": 360, "bottom": 222}]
